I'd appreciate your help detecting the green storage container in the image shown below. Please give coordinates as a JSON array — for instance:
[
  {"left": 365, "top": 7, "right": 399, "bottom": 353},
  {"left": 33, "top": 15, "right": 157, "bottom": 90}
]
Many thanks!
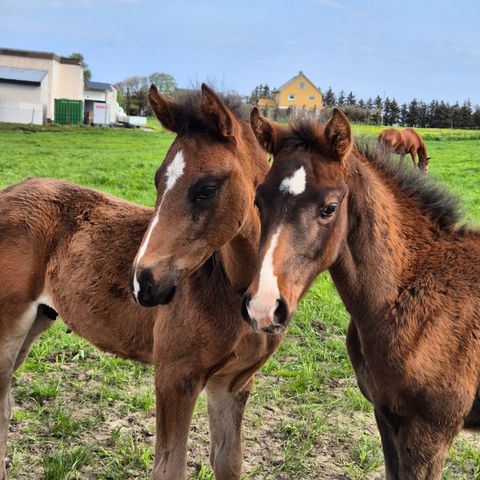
[{"left": 54, "top": 99, "right": 83, "bottom": 125}]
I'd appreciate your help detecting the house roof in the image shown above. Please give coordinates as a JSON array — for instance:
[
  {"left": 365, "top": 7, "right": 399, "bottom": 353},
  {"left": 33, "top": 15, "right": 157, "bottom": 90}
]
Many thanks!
[
  {"left": 272, "top": 71, "right": 321, "bottom": 94},
  {"left": 85, "top": 80, "right": 113, "bottom": 91},
  {"left": 0, "top": 47, "right": 81, "bottom": 65},
  {"left": 0, "top": 66, "right": 47, "bottom": 85}
]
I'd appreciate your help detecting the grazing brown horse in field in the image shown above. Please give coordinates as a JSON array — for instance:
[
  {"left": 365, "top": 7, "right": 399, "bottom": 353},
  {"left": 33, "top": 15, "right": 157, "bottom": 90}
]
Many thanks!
[
  {"left": 243, "top": 107, "right": 480, "bottom": 479},
  {"left": 0, "top": 85, "right": 282, "bottom": 480},
  {"left": 378, "top": 127, "right": 430, "bottom": 173}
]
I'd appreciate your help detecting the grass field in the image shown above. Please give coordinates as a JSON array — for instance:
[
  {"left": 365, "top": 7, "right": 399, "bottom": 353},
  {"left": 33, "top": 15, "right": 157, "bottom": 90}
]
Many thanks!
[{"left": 0, "top": 122, "right": 479, "bottom": 479}]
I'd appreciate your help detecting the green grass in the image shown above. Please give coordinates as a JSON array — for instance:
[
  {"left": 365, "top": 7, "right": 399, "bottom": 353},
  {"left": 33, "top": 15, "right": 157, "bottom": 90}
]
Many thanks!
[
  {"left": 351, "top": 124, "right": 480, "bottom": 141},
  {"left": 0, "top": 122, "right": 479, "bottom": 479}
]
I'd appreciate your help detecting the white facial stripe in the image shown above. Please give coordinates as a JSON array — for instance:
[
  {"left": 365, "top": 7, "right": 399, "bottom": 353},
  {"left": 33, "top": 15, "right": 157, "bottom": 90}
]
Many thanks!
[
  {"left": 132, "top": 150, "right": 185, "bottom": 301},
  {"left": 132, "top": 213, "right": 159, "bottom": 299},
  {"left": 280, "top": 166, "right": 306, "bottom": 195},
  {"left": 247, "top": 227, "right": 282, "bottom": 324},
  {"left": 166, "top": 150, "right": 185, "bottom": 192}
]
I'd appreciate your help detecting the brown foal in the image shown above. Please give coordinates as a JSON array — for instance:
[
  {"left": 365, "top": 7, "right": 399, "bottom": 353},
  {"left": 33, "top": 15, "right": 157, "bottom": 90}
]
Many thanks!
[
  {"left": 378, "top": 127, "right": 430, "bottom": 173},
  {"left": 243, "top": 107, "right": 480, "bottom": 479},
  {"left": 0, "top": 85, "right": 281, "bottom": 480}
]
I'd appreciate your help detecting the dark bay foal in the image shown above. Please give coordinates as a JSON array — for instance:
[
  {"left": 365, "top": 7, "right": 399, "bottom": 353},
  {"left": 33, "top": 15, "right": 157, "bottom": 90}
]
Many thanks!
[
  {"left": 0, "top": 86, "right": 282, "bottom": 480},
  {"left": 243, "top": 107, "right": 480, "bottom": 479}
]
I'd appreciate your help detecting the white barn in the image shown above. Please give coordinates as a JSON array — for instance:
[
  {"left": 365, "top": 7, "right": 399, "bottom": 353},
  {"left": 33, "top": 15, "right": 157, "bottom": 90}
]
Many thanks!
[
  {"left": 0, "top": 48, "right": 117, "bottom": 125},
  {"left": 84, "top": 80, "right": 117, "bottom": 125}
]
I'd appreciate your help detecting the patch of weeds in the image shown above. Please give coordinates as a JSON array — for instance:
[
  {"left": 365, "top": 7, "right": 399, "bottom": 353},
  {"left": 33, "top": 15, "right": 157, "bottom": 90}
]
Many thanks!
[
  {"left": 43, "top": 446, "right": 92, "bottom": 480},
  {"left": 345, "top": 433, "right": 383, "bottom": 479}
]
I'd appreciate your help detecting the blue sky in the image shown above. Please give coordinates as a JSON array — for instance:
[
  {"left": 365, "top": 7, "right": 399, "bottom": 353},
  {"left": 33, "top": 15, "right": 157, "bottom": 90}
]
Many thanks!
[{"left": 1, "top": 0, "right": 479, "bottom": 104}]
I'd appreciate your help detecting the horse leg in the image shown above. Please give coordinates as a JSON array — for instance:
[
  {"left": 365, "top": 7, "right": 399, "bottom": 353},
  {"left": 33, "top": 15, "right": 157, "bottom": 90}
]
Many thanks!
[
  {"left": 410, "top": 150, "right": 418, "bottom": 169},
  {"left": 0, "top": 303, "right": 39, "bottom": 479},
  {"left": 152, "top": 365, "right": 204, "bottom": 480},
  {"left": 14, "top": 309, "right": 56, "bottom": 371},
  {"left": 374, "top": 409, "right": 399, "bottom": 480},
  {"left": 205, "top": 374, "right": 253, "bottom": 480},
  {"left": 397, "top": 417, "right": 459, "bottom": 479}
]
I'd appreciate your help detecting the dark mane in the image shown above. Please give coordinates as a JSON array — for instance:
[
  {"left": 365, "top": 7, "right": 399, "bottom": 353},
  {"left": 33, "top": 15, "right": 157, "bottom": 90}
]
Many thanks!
[
  {"left": 281, "top": 116, "right": 327, "bottom": 154},
  {"left": 169, "top": 90, "right": 246, "bottom": 136},
  {"left": 283, "top": 117, "right": 463, "bottom": 231},
  {"left": 356, "top": 140, "right": 462, "bottom": 231}
]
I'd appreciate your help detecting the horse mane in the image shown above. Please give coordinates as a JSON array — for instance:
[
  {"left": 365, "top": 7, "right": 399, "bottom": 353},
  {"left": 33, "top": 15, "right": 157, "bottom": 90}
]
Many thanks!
[
  {"left": 284, "top": 117, "right": 463, "bottom": 232},
  {"left": 169, "top": 90, "right": 246, "bottom": 136},
  {"left": 357, "top": 140, "right": 462, "bottom": 231}
]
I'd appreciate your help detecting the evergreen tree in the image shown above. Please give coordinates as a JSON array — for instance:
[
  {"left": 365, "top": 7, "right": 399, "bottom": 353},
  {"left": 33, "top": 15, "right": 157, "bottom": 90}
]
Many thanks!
[
  {"left": 346, "top": 91, "right": 356, "bottom": 106},
  {"left": 472, "top": 105, "right": 480, "bottom": 128},
  {"left": 383, "top": 97, "right": 392, "bottom": 125},
  {"left": 436, "top": 101, "right": 453, "bottom": 128},
  {"left": 371, "top": 95, "right": 383, "bottom": 125},
  {"left": 337, "top": 90, "right": 346, "bottom": 106},
  {"left": 324, "top": 87, "right": 336, "bottom": 107},
  {"left": 428, "top": 100, "right": 439, "bottom": 127},
  {"left": 458, "top": 100, "right": 473, "bottom": 128},
  {"left": 399, "top": 103, "right": 408, "bottom": 126},
  {"left": 417, "top": 101, "right": 429, "bottom": 127},
  {"left": 358, "top": 99, "right": 366, "bottom": 109},
  {"left": 406, "top": 98, "right": 419, "bottom": 126},
  {"left": 385, "top": 98, "right": 400, "bottom": 125}
]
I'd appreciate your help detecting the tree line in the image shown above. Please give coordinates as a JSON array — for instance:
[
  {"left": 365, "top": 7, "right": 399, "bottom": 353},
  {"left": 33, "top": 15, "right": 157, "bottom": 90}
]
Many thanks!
[
  {"left": 114, "top": 73, "right": 177, "bottom": 115},
  {"left": 322, "top": 87, "right": 480, "bottom": 128}
]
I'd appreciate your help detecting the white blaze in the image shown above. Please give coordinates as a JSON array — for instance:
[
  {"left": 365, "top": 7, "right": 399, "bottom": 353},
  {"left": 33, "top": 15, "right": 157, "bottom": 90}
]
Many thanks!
[
  {"left": 132, "top": 150, "right": 185, "bottom": 301},
  {"left": 280, "top": 166, "right": 306, "bottom": 195},
  {"left": 165, "top": 150, "right": 186, "bottom": 191},
  {"left": 247, "top": 227, "right": 282, "bottom": 325}
]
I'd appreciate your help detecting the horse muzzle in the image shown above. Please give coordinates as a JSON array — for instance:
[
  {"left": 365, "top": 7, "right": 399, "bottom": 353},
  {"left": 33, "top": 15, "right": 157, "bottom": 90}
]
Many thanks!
[
  {"left": 241, "top": 292, "right": 290, "bottom": 334},
  {"left": 131, "top": 266, "right": 178, "bottom": 307}
]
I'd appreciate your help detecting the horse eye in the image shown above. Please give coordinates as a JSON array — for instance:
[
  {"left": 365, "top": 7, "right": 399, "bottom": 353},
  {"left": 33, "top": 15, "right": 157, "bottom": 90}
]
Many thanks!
[
  {"left": 320, "top": 203, "right": 338, "bottom": 219},
  {"left": 195, "top": 185, "right": 217, "bottom": 201}
]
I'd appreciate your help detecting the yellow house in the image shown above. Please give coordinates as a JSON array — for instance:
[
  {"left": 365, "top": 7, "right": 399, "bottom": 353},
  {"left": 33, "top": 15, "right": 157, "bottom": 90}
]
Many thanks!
[{"left": 271, "top": 71, "right": 323, "bottom": 110}]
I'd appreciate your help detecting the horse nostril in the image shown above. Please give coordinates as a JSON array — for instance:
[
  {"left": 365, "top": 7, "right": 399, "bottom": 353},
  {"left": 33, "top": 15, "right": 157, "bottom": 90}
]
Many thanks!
[
  {"left": 142, "top": 281, "right": 154, "bottom": 300},
  {"left": 274, "top": 296, "right": 289, "bottom": 326},
  {"left": 136, "top": 268, "right": 156, "bottom": 306},
  {"left": 241, "top": 294, "right": 252, "bottom": 323}
]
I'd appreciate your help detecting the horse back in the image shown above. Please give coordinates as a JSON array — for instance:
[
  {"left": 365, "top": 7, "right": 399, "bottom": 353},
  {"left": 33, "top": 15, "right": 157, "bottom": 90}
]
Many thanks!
[
  {"left": 0, "top": 178, "right": 157, "bottom": 362},
  {"left": 378, "top": 128, "right": 403, "bottom": 152},
  {"left": 403, "top": 128, "right": 426, "bottom": 152}
]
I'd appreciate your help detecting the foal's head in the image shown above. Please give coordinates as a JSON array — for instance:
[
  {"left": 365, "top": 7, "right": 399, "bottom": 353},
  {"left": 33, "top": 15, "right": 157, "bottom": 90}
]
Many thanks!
[
  {"left": 130, "top": 84, "right": 265, "bottom": 307},
  {"left": 242, "top": 108, "right": 352, "bottom": 333}
]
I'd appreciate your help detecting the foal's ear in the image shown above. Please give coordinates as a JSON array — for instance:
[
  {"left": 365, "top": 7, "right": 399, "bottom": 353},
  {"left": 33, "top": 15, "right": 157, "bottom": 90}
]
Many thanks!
[
  {"left": 149, "top": 85, "right": 179, "bottom": 133},
  {"left": 325, "top": 108, "right": 352, "bottom": 161},
  {"left": 200, "top": 83, "right": 238, "bottom": 140},
  {"left": 250, "top": 107, "right": 285, "bottom": 154}
]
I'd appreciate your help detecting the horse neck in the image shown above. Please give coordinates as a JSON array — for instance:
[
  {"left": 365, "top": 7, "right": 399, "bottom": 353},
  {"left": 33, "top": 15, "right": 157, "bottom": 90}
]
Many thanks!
[
  {"left": 219, "top": 124, "right": 268, "bottom": 291},
  {"left": 219, "top": 205, "right": 261, "bottom": 291},
  {"left": 329, "top": 153, "right": 424, "bottom": 322}
]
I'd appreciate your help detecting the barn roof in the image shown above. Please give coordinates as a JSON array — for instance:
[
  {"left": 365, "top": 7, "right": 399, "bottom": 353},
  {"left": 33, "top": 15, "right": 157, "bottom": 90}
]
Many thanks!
[
  {"left": 0, "top": 66, "right": 47, "bottom": 85},
  {"left": 0, "top": 47, "right": 81, "bottom": 65},
  {"left": 85, "top": 80, "right": 113, "bottom": 91}
]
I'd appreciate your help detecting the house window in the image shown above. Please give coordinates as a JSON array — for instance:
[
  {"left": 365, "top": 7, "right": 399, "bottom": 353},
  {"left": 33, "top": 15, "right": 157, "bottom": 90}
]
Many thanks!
[
  {"left": 309, "top": 95, "right": 315, "bottom": 100},
  {"left": 299, "top": 81, "right": 305, "bottom": 89},
  {"left": 288, "top": 94, "right": 295, "bottom": 101}
]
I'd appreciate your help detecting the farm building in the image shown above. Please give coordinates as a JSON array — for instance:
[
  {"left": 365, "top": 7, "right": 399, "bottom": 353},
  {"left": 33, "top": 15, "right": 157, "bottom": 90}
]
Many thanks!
[
  {"left": 259, "top": 71, "right": 324, "bottom": 110},
  {"left": 84, "top": 81, "right": 117, "bottom": 125},
  {"left": 0, "top": 47, "right": 117, "bottom": 125}
]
